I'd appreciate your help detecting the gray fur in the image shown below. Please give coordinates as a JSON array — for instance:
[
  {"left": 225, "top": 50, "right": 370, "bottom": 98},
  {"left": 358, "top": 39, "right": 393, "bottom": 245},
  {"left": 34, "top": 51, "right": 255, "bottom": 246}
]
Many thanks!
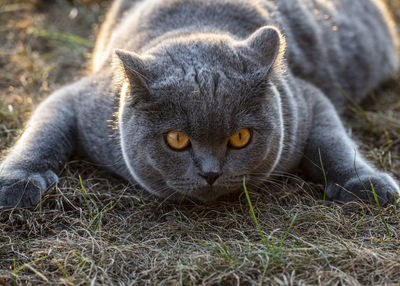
[{"left": 0, "top": 0, "right": 399, "bottom": 207}]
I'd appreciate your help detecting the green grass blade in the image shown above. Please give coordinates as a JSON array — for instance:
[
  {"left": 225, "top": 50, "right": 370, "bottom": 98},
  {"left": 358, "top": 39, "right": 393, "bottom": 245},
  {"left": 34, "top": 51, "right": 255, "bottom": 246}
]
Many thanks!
[
  {"left": 24, "top": 264, "right": 49, "bottom": 282},
  {"left": 280, "top": 213, "right": 297, "bottom": 248},
  {"left": 369, "top": 179, "right": 392, "bottom": 238},
  {"left": 318, "top": 148, "right": 327, "bottom": 202},
  {"left": 28, "top": 28, "right": 93, "bottom": 48},
  {"left": 13, "top": 255, "right": 49, "bottom": 285},
  {"left": 79, "top": 176, "right": 94, "bottom": 220},
  {"left": 243, "top": 177, "right": 270, "bottom": 248},
  {"left": 337, "top": 86, "right": 371, "bottom": 124}
]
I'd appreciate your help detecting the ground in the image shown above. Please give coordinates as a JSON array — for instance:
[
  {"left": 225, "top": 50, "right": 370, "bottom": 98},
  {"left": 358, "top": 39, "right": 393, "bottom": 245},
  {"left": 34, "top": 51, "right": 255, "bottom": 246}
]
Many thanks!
[{"left": 1, "top": 0, "right": 400, "bottom": 285}]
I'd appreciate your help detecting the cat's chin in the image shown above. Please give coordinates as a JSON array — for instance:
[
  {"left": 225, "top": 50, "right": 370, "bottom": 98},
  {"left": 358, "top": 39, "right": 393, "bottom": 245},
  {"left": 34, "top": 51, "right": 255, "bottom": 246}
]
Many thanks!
[{"left": 161, "top": 185, "right": 243, "bottom": 203}]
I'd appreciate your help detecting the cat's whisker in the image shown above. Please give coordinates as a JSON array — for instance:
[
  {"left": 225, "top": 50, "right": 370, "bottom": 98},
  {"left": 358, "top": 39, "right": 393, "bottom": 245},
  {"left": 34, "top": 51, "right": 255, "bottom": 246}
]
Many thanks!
[
  {"left": 270, "top": 171, "right": 314, "bottom": 188},
  {"left": 158, "top": 190, "right": 180, "bottom": 206},
  {"left": 247, "top": 180, "right": 283, "bottom": 191},
  {"left": 245, "top": 181, "right": 280, "bottom": 195}
]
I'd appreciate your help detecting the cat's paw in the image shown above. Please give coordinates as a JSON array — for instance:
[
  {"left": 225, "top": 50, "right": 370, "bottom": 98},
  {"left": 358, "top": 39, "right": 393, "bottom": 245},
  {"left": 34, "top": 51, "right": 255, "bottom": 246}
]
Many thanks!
[
  {"left": 0, "top": 170, "right": 58, "bottom": 207},
  {"left": 326, "top": 172, "right": 400, "bottom": 204}
]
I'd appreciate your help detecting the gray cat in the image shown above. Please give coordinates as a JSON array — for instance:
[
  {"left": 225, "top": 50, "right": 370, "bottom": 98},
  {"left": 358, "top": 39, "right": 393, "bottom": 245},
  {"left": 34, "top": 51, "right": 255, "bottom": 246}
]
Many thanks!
[{"left": 0, "top": 0, "right": 399, "bottom": 207}]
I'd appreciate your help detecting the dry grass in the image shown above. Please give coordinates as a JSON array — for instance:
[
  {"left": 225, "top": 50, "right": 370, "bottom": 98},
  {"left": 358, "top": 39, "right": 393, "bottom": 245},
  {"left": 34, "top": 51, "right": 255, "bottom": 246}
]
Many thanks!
[{"left": 1, "top": 0, "right": 400, "bottom": 285}]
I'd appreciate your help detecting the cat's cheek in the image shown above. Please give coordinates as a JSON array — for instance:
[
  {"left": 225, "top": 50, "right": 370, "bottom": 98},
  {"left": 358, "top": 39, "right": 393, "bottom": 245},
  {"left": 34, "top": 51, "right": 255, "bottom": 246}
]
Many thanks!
[
  {"left": 145, "top": 140, "right": 193, "bottom": 178},
  {"left": 224, "top": 132, "right": 271, "bottom": 172},
  {"left": 122, "top": 147, "right": 175, "bottom": 197},
  {"left": 240, "top": 141, "right": 281, "bottom": 183}
]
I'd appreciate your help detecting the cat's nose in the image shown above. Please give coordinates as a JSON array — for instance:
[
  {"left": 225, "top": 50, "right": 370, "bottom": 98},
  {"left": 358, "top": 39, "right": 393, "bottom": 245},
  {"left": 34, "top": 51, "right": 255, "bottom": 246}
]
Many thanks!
[{"left": 199, "top": 172, "right": 221, "bottom": 185}]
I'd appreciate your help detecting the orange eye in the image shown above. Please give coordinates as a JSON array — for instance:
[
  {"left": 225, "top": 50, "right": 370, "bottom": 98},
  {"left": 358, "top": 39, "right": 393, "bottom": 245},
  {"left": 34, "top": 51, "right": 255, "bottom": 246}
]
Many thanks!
[
  {"left": 229, "top": 128, "right": 251, "bottom": 149},
  {"left": 166, "top": 131, "right": 190, "bottom": 150}
]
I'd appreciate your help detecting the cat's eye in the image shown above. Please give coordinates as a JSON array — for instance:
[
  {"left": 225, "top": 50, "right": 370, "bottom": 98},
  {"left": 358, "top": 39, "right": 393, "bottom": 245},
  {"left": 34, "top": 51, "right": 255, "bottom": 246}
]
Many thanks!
[
  {"left": 229, "top": 128, "right": 251, "bottom": 149},
  {"left": 166, "top": 131, "right": 190, "bottom": 150}
]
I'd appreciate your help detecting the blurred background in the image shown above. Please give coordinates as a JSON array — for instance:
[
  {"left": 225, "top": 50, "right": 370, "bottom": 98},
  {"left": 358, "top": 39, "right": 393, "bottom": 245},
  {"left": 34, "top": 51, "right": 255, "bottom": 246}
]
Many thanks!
[{"left": 0, "top": 0, "right": 109, "bottom": 152}]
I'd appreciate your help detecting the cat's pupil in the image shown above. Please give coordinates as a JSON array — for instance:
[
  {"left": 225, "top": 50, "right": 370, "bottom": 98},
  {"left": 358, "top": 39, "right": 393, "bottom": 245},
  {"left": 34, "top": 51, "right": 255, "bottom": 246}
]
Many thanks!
[
  {"left": 238, "top": 132, "right": 242, "bottom": 140},
  {"left": 177, "top": 133, "right": 180, "bottom": 142}
]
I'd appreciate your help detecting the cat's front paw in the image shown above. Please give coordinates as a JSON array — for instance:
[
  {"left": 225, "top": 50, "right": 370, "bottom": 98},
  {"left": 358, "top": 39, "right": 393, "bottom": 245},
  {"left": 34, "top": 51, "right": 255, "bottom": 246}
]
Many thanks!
[
  {"left": 326, "top": 172, "right": 400, "bottom": 204},
  {"left": 0, "top": 170, "right": 58, "bottom": 207}
]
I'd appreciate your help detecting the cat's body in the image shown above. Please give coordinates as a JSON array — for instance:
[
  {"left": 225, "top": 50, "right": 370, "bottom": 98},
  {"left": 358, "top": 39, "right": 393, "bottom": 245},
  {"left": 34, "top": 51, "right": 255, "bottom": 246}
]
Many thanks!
[
  {"left": 94, "top": 0, "right": 398, "bottom": 107},
  {"left": 0, "top": 0, "right": 399, "bottom": 206}
]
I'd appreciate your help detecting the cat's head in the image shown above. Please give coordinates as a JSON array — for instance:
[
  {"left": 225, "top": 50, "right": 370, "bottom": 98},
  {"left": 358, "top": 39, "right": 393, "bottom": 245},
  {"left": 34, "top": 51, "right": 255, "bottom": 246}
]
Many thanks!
[{"left": 115, "top": 26, "right": 286, "bottom": 202}]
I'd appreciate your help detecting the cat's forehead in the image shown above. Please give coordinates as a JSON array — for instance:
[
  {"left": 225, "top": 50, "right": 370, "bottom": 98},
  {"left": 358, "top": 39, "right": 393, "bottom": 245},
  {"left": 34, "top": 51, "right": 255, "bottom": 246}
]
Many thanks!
[
  {"left": 148, "top": 34, "right": 247, "bottom": 71},
  {"left": 145, "top": 46, "right": 267, "bottom": 112},
  {"left": 149, "top": 65, "right": 245, "bottom": 95},
  {"left": 142, "top": 68, "right": 269, "bottom": 141}
]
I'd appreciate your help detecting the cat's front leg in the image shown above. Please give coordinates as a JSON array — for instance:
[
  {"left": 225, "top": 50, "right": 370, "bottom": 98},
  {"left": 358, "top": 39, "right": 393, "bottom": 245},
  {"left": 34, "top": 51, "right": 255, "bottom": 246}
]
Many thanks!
[
  {"left": 0, "top": 80, "right": 84, "bottom": 207},
  {"left": 300, "top": 91, "right": 399, "bottom": 204}
]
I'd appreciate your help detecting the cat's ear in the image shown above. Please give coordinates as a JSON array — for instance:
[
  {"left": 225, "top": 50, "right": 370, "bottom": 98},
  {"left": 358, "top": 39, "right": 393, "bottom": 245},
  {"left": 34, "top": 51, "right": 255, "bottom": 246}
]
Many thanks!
[
  {"left": 114, "top": 49, "right": 152, "bottom": 97},
  {"left": 238, "top": 26, "right": 285, "bottom": 70}
]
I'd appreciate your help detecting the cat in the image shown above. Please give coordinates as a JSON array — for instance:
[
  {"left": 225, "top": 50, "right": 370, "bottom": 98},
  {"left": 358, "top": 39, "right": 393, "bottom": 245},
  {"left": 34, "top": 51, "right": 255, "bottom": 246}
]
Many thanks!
[{"left": 0, "top": 0, "right": 399, "bottom": 207}]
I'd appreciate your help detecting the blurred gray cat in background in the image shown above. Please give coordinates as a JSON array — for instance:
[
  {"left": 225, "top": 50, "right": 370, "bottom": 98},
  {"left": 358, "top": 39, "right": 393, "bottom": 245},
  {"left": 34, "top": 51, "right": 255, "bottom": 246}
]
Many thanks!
[{"left": 0, "top": 0, "right": 399, "bottom": 207}]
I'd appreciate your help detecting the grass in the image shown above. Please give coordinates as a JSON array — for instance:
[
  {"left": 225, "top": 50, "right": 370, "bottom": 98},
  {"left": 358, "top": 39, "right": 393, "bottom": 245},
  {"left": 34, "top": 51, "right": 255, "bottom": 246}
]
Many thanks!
[
  {"left": 370, "top": 179, "right": 392, "bottom": 239},
  {"left": 243, "top": 178, "right": 270, "bottom": 248},
  {"left": 1, "top": 0, "right": 400, "bottom": 285}
]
